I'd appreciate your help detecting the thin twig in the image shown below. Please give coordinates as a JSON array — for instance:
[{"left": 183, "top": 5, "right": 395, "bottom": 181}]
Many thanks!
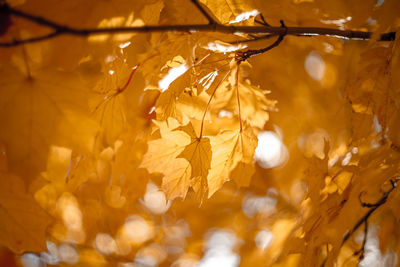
[
  {"left": 231, "top": 34, "right": 274, "bottom": 44},
  {"left": 321, "top": 178, "right": 398, "bottom": 267},
  {"left": 254, "top": 13, "right": 270, "bottom": 27},
  {"left": 2, "top": 30, "right": 62, "bottom": 46},
  {"left": 236, "top": 20, "right": 287, "bottom": 62},
  {"left": 342, "top": 178, "right": 397, "bottom": 245},
  {"left": 353, "top": 220, "right": 368, "bottom": 260},
  {"left": 0, "top": 3, "right": 396, "bottom": 47}
]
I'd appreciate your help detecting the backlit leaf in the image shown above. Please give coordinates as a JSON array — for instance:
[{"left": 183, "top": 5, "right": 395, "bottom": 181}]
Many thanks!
[{"left": 208, "top": 124, "right": 257, "bottom": 197}]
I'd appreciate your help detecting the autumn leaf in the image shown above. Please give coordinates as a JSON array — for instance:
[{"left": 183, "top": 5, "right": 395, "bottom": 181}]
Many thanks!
[
  {"left": 140, "top": 119, "right": 211, "bottom": 200},
  {"left": 140, "top": 119, "right": 190, "bottom": 197},
  {"left": 0, "top": 172, "right": 52, "bottom": 253},
  {"left": 139, "top": 36, "right": 196, "bottom": 88},
  {"left": 176, "top": 122, "right": 212, "bottom": 201},
  {"left": 199, "top": 0, "right": 256, "bottom": 24},
  {"left": 235, "top": 79, "right": 276, "bottom": 129},
  {"left": 155, "top": 71, "right": 191, "bottom": 121},
  {"left": 0, "top": 64, "right": 97, "bottom": 177},
  {"left": 89, "top": 53, "right": 139, "bottom": 145},
  {"left": 140, "top": 118, "right": 190, "bottom": 171},
  {"left": 211, "top": 66, "right": 276, "bottom": 129},
  {"left": 152, "top": 55, "right": 215, "bottom": 122},
  {"left": 1, "top": 1, "right": 400, "bottom": 266},
  {"left": 347, "top": 36, "right": 400, "bottom": 143},
  {"left": 207, "top": 123, "right": 257, "bottom": 197},
  {"left": 159, "top": 158, "right": 193, "bottom": 200}
]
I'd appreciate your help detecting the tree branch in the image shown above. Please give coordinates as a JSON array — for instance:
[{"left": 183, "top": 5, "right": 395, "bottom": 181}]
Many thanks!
[
  {"left": 0, "top": 2, "right": 396, "bottom": 48},
  {"left": 190, "top": 0, "right": 216, "bottom": 25},
  {"left": 321, "top": 178, "right": 398, "bottom": 267},
  {"left": 1, "top": 31, "right": 62, "bottom": 46},
  {"left": 236, "top": 20, "right": 287, "bottom": 62},
  {"left": 351, "top": 219, "right": 368, "bottom": 261},
  {"left": 342, "top": 180, "right": 396, "bottom": 245}
]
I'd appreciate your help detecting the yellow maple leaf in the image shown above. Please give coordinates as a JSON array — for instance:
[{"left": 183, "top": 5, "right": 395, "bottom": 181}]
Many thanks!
[
  {"left": 177, "top": 122, "right": 212, "bottom": 201},
  {"left": 140, "top": 119, "right": 211, "bottom": 200},
  {"left": 207, "top": 124, "right": 257, "bottom": 197},
  {"left": 236, "top": 80, "right": 276, "bottom": 129},
  {"left": 153, "top": 57, "right": 191, "bottom": 121},
  {"left": 212, "top": 69, "right": 276, "bottom": 129},
  {"left": 199, "top": 0, "right": 256, "bottom": 24},
  {"left": 140, "top": 119, "right": 191, "bottom": 172},
  {"left": 154, "top": 54, "right": 232, "bottom": 122},
  {"left": 140, "top": 119, "right": 191, "bottom": 199},
  {"left": 0, "top": 172, "right": 52, "bottom": 253},
  {"left": 160, "top": 158, "right": 193, "bottom": 200},
  {"left": 0, "top": 64, "right": 98, "bottom": 177},
  {"left": 90, "top": 53, "right": 139, "bottom": 145}
]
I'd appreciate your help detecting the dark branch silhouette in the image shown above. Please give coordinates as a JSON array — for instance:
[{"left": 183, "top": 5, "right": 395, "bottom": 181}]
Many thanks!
[
  {"left": 236, "top": 20, "right": 287, "bottom": 62},
  {"left": 321, "top": 178, "right": 398, "bottom": 267},
  {"left": 190, "top": 0, "right": 217, "bottom": 25},
  {"left": 341, "top": 178, "right": 398, "bottom": 262},
  {"left": 353, "top": 220, "right": 368, "bottom": 260},
  {"left": 342, "top": 178, "right": 397, "bottom": 246},
  {"left": 0, "top": 2, "right": 396, "bottom": 48}
]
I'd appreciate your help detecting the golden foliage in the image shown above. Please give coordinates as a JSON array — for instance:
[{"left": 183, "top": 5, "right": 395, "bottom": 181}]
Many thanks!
[{"left": 0, "top": 0, "right": 400, "bottom": 266}]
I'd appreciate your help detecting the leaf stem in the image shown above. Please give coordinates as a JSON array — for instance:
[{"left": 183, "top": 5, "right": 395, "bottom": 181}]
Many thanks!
[
  {"left": 21, "top": 45, "right": 31, "bottom": 79},
  {"left": 93, "top": 64, "right": 139, "bottom": 113},
  {"left": 199, "top": 70, "right": 230, "bottom": 138},
  {"left": 119, "top": 64, "right": 140, "bottom": 92},
  {"left": 236, "top": 62, "right": 242, "bottom": 132}
]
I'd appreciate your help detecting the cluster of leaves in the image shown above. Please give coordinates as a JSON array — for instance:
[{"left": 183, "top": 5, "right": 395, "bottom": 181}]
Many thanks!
[{"left": 0, "top": 0, "right": 400, "bottom": 266}]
